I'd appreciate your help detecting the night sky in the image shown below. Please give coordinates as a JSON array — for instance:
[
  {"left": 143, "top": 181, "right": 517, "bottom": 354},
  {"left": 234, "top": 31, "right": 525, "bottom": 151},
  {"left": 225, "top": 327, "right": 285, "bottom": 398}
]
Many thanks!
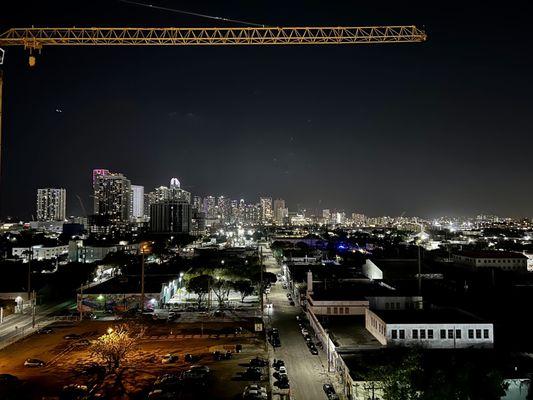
[{"left": 1, "top": 1, "right": 532, "bottom": 219}]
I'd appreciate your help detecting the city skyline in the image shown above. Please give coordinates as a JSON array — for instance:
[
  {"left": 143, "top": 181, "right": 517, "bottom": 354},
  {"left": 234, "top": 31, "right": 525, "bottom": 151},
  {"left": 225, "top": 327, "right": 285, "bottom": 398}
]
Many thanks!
[{"left": 1, "top": 1, "right": 533, "bottom": 219}]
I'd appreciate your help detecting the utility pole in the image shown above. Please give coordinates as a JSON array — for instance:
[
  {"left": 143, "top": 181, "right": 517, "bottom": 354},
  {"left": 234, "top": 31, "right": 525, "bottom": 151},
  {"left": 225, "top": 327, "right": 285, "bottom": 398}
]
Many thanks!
[
  {"left": 31, "top": 290, "right": 36, "bottom": 328},
  {"left": 79, "top": 284, "right": 84, "bottom": 321},
  {"left": 140, "top": 250, "right": 145, "bottom": 313},
  {"left": 417, "top": 244, "right": 422, "bottom": 296},
  {"left": 259, "top": 246, "right": 264, "bottom": 316},
  {"left": 26, "top": 249, "right": 32, "bottom": 301}
]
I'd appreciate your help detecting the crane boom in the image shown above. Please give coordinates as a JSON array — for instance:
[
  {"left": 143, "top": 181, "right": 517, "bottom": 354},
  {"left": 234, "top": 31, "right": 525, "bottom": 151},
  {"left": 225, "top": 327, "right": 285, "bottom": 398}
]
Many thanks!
[{"left": 0, "top": 26, "right": 426, "bottom": 50}]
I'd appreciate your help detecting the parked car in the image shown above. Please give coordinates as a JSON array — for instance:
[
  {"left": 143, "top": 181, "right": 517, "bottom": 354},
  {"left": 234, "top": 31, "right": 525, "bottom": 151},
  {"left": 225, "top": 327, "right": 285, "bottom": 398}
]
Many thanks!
[
  {"left": 24, "top": 358, "right": 45, "bottom": 367},
  {"left": 243, "top": 384, "right": 267, "bottom": 399},
  {"left": 274, "top": 378, "right": 290, "bottom": 389},
  {"left": 37, "top": 327, "right": 53, "bottom": 334},
  {"left": 243, "top": 366, "right": 263, "bottom": 380},
  {"left": 301, "top": 328, "right": 309, "bottom": 336},
  {"left": 161, "top": 354, "right": 179, "bottom": 364},
  {"left": 272, "top": 359, "right": 285, "bottom": 370},
  {"left": 63, "top": 333, "right": 81, "bottom": 340},
  {"left": 323, "top": 383, "right": 340, "bottom": 399},
  {"left": 309, "top": 345, "right": 319, "bottom": 355},
  {"left": 184, "top": 353, "right": 200, "bottom": 363},
  {"left": 249, "top": 356, "right": 268, "bottom": 367},
  {"left": 289, "top": 300, "right": 295, "bottom": 306}
]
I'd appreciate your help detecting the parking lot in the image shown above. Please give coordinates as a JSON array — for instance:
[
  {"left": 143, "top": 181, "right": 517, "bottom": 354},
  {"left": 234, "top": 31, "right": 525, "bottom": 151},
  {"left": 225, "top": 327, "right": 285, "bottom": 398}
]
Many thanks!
[{"left": 0, "top": 319, "right": 268, "bottom": 399}]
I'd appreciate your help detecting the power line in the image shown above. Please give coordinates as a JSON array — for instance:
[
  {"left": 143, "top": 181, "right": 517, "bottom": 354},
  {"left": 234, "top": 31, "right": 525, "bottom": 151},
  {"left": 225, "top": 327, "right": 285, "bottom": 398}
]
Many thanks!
[{"left": 118, "top": 0, "right": 267, "bottom": 27}]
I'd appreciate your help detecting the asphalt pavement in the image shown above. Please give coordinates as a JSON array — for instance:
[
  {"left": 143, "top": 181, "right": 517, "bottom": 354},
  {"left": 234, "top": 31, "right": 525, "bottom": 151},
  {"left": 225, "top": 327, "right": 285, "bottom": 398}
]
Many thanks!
[{"left": 262, "top": 246, "right": 331, "bottom": 400}]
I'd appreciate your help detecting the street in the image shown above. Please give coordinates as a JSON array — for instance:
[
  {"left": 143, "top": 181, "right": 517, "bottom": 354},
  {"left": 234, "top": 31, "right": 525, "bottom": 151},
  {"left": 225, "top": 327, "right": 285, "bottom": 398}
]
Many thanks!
[
  {"left": 0, "top": 300, "right": 73, "bottom": 345},
  {"left": 262, "top": 246, "right": 332, "bottom": 400}
]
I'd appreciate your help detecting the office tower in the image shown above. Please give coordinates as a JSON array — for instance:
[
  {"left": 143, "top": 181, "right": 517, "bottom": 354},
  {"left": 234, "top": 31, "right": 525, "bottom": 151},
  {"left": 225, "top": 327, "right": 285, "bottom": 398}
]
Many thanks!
[
  {"left": 192, "top": 196, "right": 202, "bottom": 211},
  {"left": 130, "top": 185, "right": 144, "bottom": 219},
  {"left": 150, "top": 200, "right": 191, "bottom": 234},
  {"left": 92, "top": 169, "right": 109, "bottom": 212},
  {"left": 273, "top": 198, "right": 286, "bottom": 225},
  {"left": 149, "top": 178, "right": 192, "bottom": 234},
  {"left": 217, "top": 195, "right": 230, "bottom": 222},
  {"left": 260, "top": 197, "right": 273, "bottom": 223},
  {"left": 204, "top": 196, "right": 216, "bottom": 219},
  {"left": 37, "top": 188, "right": 66, "bottom": 221},
  {"left": 93, "top": 172, "right": 131, "bottom": 224}
]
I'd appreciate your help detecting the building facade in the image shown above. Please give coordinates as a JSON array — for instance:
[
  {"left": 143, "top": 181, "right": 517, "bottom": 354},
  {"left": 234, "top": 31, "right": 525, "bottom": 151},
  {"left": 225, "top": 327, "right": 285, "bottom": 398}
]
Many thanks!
[
  {"left": 93, "top": 172, "right": 131, "bottom": 224},
  {"left": 37, "top": 188, "right": 66, "bottom": 221}
]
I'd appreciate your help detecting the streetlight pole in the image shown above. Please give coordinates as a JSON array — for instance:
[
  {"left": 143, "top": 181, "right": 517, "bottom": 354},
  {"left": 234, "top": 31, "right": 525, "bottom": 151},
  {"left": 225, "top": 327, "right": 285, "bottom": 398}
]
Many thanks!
[
  {"left": 140, "top": 250, "right": 145, "bottom": 313},
  {"left": 260, "top": 246, "right": 264, "bottom": 316}
]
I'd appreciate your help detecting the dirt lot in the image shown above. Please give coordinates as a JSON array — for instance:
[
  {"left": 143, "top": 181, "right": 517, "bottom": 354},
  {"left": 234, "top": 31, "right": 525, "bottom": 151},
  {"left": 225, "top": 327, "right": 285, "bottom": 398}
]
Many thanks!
[{"left": 0, "top": 320, "right": 268, "bottom": 399}]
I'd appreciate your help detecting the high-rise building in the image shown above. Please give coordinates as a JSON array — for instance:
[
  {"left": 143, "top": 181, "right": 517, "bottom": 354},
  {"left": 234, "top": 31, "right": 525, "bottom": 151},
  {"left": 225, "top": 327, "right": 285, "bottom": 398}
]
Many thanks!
[
  {"left": 150, "top": 200, "right": 191, "bottom": 234},
  {"left": 93, "top": 172, "right": 131, "bottom": 224},
  {"left": 149, "top": 178, "right": 192, "bottom": 234},
  {"left": 204, "top": 196, "right": 216, "bottom": 219},
  {"left": 37, "top": 188, "right": 66, "bottom": 221},
  {"left": 273, "top": 199, "right": 286, "bottom": 225},
  {"left": 260, "top": 197, "right": 273, "bottom": 223},
  {"left": 192, "top": 196, "right": 202, "bottom": 211},
  {"left": 217, "top": 196, "right": 230, "bottom": 222},
  {"left": 130, "top": 185, "right": 144, "bottom": 219}
]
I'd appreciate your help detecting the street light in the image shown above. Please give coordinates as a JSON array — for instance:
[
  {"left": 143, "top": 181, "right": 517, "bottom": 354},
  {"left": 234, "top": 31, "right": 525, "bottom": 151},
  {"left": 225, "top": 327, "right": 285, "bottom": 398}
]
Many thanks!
[{"left": 140, "top": 242, "right": 151, "bottom": 313}]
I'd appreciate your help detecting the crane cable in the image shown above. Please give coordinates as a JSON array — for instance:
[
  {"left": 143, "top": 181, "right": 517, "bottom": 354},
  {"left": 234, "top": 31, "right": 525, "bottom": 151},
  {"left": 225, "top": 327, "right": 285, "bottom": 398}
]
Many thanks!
[{"left": 118, "top": 0, "right": 267, "bottom": 27}]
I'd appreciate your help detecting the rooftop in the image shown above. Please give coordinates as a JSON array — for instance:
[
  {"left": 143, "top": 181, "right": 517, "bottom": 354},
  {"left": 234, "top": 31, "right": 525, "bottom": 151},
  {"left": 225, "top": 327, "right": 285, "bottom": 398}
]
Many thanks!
[
  {"left": 310, "top": 281, "right": 395, "bottom": 301},
  {"left": 373, "top": 308, "right": 486, "bottom": 324},
  {"left": 455, "top": 250, "right": 527, "bottom": 259},
  {"left": 82, "top": 275, "right": 171, "bottom": 295}
]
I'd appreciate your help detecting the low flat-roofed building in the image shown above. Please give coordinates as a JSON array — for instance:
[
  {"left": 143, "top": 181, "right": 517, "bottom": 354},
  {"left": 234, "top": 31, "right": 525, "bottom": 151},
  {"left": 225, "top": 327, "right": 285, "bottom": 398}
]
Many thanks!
[
  {"left": 453, "top": 250, "right": 527, "bottom": 272},
  {"left": 365, "top": 308, "right": 494, "bottom": 348},
  {"left": 12, "top": 244, "right": 69, "bottom": 260}
]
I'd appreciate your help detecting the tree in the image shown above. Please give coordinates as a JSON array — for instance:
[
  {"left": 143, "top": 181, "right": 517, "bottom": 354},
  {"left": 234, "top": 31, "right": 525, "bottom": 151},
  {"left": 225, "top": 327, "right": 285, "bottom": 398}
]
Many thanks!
[
  {"left": 186, "top": 274, "right": 213, "bottom": 308},
  {"left": 233, "top": 280, "right": 255, "bottom": 303},
  {"left": 89, "top": 324, "right": 145, "bottom": 372},
  {"left": 212, "top": 278, "right": 232, "bottom": 308}
]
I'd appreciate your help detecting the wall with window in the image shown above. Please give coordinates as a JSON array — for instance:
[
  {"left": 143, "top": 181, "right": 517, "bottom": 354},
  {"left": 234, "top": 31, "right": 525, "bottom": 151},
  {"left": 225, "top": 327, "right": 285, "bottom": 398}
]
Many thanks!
[
  {"left": 386, "top": 323, "right": 494, "bottom": 349},
  {"left": 365, "top": 309, "right": 387, "bottom": 345},
  {"left": 367, "top": 296, "right": 423, "bottom": 311},
  {"left": 306, "top": 296, "right": 369, "bottom": 316}
]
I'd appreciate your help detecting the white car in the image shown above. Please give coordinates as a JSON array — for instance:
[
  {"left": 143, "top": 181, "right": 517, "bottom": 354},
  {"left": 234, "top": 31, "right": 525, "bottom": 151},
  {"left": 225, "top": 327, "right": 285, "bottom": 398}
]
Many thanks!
[
  {"left": 24, "top": 358, "right": 45, "bottom": 367},
  {"left": 277, "top": 366, "right": 287, "bottom": 375},
  {"left": 243, "top": 385, "right": 267, "bottom": 399},
  {"left": 301, "top": 328, "right": 309, "bottom": 335}
]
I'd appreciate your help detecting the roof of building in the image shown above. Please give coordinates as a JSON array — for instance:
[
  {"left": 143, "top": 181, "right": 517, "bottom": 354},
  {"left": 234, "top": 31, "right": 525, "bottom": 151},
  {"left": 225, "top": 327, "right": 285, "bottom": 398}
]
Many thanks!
[
  {"left": 455, "top": 250, "right": 527, "bottom": 259},
  {"left": 310, "top": 281, "right": 395, "bottom": 301},
  {"left": 319, "top": 315, "right": 383, "bottom": 349},
  {"left": 82, "top": 275, "right": 170, "bottom": 295},
  {"left": 372, "top": 307, "right": 487, "bottom": 324}
]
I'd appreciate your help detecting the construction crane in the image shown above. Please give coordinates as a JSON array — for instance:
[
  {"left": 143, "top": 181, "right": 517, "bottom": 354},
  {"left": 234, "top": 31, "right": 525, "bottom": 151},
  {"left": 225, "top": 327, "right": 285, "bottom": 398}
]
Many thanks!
[{"left": 0, "top": 24, "right": 426, "bottom": 191}]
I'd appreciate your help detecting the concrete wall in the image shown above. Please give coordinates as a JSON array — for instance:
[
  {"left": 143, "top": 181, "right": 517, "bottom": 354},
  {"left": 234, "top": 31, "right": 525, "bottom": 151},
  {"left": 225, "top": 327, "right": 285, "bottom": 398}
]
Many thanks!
[
  {"left": 365, "top": 309, "right": 387, "bottom": 345},
  {"left": 362, "top": 259, "right": 383, "bottom": 280}
]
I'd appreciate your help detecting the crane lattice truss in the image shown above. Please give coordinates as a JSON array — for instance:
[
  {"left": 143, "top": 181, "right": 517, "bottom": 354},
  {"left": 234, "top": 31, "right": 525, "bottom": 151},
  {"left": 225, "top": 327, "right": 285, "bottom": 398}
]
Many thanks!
[{"left": 0, "top": 26, "right": 426, "bottom": 50}]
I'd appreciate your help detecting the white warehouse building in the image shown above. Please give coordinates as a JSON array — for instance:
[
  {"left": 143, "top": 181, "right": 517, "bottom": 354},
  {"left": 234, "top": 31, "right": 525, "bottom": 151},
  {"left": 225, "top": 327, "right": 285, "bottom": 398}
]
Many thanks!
[{"left": 365, "top": 308, "right": 494, "bottom": 349}]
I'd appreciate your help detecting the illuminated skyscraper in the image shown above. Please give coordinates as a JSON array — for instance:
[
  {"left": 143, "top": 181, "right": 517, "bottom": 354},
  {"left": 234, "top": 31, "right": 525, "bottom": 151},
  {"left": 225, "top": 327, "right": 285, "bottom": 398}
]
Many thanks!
[
  {"left": 37, "top": 188, "right": 66, "bottom": 221},
  {"left": 260, "top": 197, "right": 273, "bottom": 223},
  {"left": 273, "top": 198, "right": 287, "bottom": 225},
  {"left": 93, "top": 172, "right": 131, "bottom": 224},
  {"left": 130, "top": 185, "right": 144, "bottom": 219}
]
